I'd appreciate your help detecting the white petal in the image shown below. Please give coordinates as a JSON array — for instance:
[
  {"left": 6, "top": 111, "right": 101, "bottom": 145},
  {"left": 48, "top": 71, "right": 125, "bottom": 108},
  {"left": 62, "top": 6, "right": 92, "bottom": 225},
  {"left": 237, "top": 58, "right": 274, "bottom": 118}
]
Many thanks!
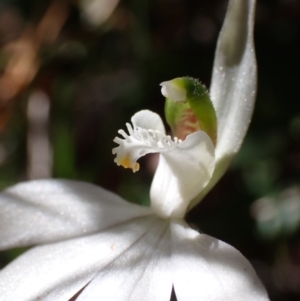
[
  {"left": 0, "top": 216, "right": 157, "bottom": 301},
  {"left": 199, "top": 0, "right": 257, "bottom": 202},
  {"left": 0, "top": 179, "right": 153, "bottom": 249},
  {"left": 132, "top": 110, "right": 166, "bottom": 134},
  {"left": 170, "top": 221, "right": 269, "bottom": 301},
  {"left": 113, "top": 110, "right": 180, "bottom": 173},
  {"left": 150, "top": 131, "right": 215, "bottom": 218},
  {"left": 77, "top": 218, "right": 172, "bottom": 301}
]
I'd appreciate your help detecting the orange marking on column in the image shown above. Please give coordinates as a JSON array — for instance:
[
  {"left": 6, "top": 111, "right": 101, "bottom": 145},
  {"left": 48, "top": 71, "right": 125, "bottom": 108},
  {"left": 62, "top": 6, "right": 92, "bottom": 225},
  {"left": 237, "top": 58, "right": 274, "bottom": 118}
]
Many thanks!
[{"left": 175, "top": 108, "right": 201, "bottom": 140}]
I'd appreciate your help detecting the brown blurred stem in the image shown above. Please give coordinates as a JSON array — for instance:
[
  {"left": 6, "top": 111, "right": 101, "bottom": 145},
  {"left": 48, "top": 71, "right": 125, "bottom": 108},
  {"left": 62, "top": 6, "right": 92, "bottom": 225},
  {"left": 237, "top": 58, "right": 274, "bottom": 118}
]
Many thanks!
[{"left": 0, "top": 1, "right": 69, "bottom": 131}]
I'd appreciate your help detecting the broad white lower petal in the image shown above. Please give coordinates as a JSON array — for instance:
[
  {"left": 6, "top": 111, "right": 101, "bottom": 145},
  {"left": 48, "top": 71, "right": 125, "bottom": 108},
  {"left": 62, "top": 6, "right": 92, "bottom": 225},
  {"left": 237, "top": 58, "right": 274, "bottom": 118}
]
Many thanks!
[
  {"left": 150, "top": 131, "right": 215, "bottom": 218},
  {"left": 170, "top": 220, "right": 269, "bottom": 301},
  {"left": 196, "top": 0, "right": 257, "bottom": 205},
  {"left": 0, "top": 179, "right": 153, "bottom": 249},
  {"left": 77, "top": 218, "right": 172, "bottom": 301},
  {"left": 0, "top": 216, "right": 157, "bottom": 301}
]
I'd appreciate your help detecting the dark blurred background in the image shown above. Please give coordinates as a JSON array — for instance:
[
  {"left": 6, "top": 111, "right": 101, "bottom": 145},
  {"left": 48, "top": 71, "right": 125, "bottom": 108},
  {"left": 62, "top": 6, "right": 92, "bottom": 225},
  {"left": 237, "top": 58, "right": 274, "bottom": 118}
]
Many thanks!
[{"left": 0, "top": 0, "right": 299, "bottom": 300}]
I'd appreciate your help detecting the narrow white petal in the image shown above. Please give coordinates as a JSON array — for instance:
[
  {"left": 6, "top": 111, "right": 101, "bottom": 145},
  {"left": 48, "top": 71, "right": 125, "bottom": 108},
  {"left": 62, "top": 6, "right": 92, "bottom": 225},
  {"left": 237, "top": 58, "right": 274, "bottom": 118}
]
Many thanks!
[
  {"left": 198, "top": 0, "right": 257, "bottom": 202},
  {"left": 171, "top": 221, "right": 269, "bottom": 301},
  {"left": 0, "top": 179, "right": 153, "bottom": 249},
  {"left": 212, "top": 0, "right": 257, "bottom": 161},
  {"left": 77, "top": 218, "right": 172, "bottom": 301},
  {"left": 150, "top": 131, "right": 215, "bottom": 218},
  {"left": 0, "top": 216, "right": 157, "bottom": 301}
]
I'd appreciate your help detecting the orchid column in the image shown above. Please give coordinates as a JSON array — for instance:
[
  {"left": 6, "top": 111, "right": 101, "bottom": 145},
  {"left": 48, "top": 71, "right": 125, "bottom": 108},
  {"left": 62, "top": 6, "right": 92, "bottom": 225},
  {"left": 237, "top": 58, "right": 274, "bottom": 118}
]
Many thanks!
[{"left": 0, "top": 0, "right": 269, "bottom": 300}]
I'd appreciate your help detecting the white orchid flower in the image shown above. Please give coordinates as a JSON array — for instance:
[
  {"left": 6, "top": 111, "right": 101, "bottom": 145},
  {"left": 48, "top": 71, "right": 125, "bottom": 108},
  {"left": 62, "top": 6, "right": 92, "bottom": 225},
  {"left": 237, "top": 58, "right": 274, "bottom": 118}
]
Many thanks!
[{"left": 0, "top": 0, "right": 269, "bottom": 300}]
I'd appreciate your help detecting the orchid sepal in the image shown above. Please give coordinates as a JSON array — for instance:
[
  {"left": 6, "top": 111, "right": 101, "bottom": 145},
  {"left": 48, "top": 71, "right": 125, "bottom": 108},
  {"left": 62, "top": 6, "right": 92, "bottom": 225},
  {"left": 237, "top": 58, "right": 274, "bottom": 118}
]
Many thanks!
[{"left": 188, "top": 0, "right": 258, "bottom": 210}]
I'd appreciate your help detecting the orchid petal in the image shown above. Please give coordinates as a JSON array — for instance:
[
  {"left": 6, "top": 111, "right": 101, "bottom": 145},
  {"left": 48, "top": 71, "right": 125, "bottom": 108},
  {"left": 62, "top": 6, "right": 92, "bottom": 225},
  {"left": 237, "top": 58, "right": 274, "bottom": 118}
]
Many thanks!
[
  {"left": 171, "top": 221, "right": 269, "bottom": 301},
  {"left": 132, "top": 110, "right": 166, "bottom": 134},
  {"left": 113, "top": 110, "right": 169, "bottom": 173},
  {"left": 77, "top": 218, "right": 172, "bottom": 301},
  {"left": 193, "top": 0, "right": 257, "bottom": 205},
  {"left": 150, "top": 131, "right": 215, "bottom": 218},
  {"left": 212, "top": 0, "right": 257, "bottom": 162},
  {"left": 0, "top": 179, "right": 153, "bottom": 250},
  {"left": 0, "top": 216, "right": 157, "bottom": 301}
]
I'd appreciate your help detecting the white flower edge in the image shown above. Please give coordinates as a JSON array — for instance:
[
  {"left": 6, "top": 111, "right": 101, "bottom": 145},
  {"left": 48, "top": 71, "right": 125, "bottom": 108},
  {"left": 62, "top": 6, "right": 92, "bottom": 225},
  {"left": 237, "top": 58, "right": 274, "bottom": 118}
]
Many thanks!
[
  {"left": 0, "top": 215, "right": 269, "bottom": 301},
  {"left": 0, "top": 179, "right": 153, "bottom": 250}
]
